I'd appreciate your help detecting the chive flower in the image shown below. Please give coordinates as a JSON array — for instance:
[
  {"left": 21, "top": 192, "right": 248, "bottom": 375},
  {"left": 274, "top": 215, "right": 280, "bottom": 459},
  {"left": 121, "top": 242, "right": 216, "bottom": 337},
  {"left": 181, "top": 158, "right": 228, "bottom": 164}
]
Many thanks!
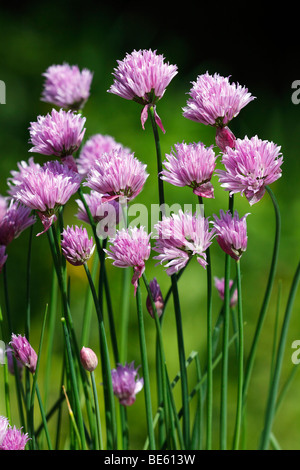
[
  {"left": 61, "top": 225, "right": 95, "bottom": 266},
  {"left": 161, "top": 141, "right": 217, "bottom": 198},
  {"left": 77, "top": 133, "right": 131, "bottom": 177},
  {"left": 84, "top": 148, "right": 148, "bottom": 203},
  {"left": 29, "top": 108, "right": 86, "bottom": 159},
  {"left": 216, "top": 135, "right": 283, "bottom": 205},
  {"left": 213, "top": 210, "right": 249, "bottom": 260},
  {"left": 0, "top": 197, "right": 35, "bottom": 246},
  {"left": 153, "top": 210, "right": 214, "bottom": 275},
  {"left": 111, "top": 362, "right": 144, "bottom": 406},
  {"left": 183, "top": 71, "right": 255, "bottom": 128},
  {"left": 104, "top": 226, "right": 151, "bottom": 294},
  {"left": 108, "top": 49, "right": 178, "bottom": 132},
  {"left": 41, "top": 62, "right": 93, "bottom": 111},
  {"left": 10, "top": 160, "right": 82, "bottom": 236}
]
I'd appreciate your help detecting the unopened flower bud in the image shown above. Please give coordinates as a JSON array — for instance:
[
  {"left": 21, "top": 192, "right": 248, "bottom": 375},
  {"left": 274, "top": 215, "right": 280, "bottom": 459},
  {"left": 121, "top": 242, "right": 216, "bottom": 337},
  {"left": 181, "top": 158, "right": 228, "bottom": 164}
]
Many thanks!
[
  {"left": 146, "top": 278, "right": 164, "bottom": 318},
  {"left": 215, "top": 126, "right": 236, "bottom": 152},
  {"left": 80, "top": 346, "right": 98, "bottom": 372},
  {"left": 9, "top": 334, "right": 37, "bottom": 374}
]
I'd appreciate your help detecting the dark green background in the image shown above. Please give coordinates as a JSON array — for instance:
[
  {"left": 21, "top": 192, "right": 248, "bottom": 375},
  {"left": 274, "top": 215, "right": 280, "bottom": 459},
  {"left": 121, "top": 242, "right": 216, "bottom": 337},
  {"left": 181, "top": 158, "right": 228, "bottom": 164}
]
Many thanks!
[{"left": 0, "top": 1, "right": 299, "bottom": 449}]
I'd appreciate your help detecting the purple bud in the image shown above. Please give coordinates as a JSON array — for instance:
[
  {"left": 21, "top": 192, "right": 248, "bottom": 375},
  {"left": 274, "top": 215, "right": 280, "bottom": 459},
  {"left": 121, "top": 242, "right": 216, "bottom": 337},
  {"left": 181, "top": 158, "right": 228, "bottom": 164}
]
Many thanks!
[
  {"left": 9, "top": 334, "right": 37, "bottom": 374},
  {"left": 146, "top": 278, "right": 164, "bottom": 318},
  {"left": 215, "top": 126, "right": 236, "bottom": 152},
  {"left": 80, "top": 346, "right": 98, "bottom": 372}
]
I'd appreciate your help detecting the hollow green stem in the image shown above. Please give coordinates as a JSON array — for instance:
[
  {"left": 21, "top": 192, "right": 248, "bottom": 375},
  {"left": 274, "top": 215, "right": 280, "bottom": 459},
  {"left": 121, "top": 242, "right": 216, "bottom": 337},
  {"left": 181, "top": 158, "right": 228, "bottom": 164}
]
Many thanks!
[
  {"left": 260, "top": 260, "right": 300, "bottom": 449},
  {"left": 243, "top": 186, "right": 281, "bottom": 403},
  {"left": 220, "top": 252, "right": 231, "bottom": 449},
  {"left": 149, "top": 106, "right": 165, "bottom": 218},
  {"left": 90, "top": 370, "right": 103, "bottom": 450},
  {"left": 232, "top": 259, "right": 244, "bottom": 450},
  {"left": 83, "top": 262, "right": 117, "bottom": 450},
  {"left": 171, "top": 273, "right": 190, "bottom": 449},
  {"left": 135, "top": 280, "right": 156, "bottom": 450}
]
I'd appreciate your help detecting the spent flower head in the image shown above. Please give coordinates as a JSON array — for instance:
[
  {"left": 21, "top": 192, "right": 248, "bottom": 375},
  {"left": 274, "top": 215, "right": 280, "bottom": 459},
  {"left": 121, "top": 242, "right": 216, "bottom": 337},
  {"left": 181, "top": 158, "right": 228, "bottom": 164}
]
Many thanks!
[
  {"left": 41, "top": 63, "right": 93, "bottom": 111},
  {"left": 216, "top": 135, "right": 283, "bottom": 205},
  {"left": 108, "top": 49, "right": 178, "bottom": 132},
  {"left": 111, "top": 362, "right": 144, "bottom": 406},
  {"left": 153, "top": 210, "right": 214, "bottom": 275},
  {"left": 161, "top": 141, "right": 217, "bottom": 198}
]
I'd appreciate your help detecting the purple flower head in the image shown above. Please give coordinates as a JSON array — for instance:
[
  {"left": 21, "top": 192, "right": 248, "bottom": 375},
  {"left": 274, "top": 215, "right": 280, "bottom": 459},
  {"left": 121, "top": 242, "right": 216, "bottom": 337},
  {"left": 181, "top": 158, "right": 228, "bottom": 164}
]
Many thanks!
[
  {"left": 153, "top": 210, "right": 215, "bottom": 276},
  {"left": 216, "top": 135, "right": 283, "bottom": 205},
  {"left": 161, "top": 142, "right": 217, "bottom": 198},
  {"left": 111, "top": 362, "right": 144, "bottom": 406},
  {"left": 146, "top": 278, "right": 164, "bottom": 318},
  {"left": 105, "top": 226, "right": 151, "bottom": 295},
  {"left": 214, "top": 277, "right": 238, "bottom": 308},
  {"left": 0, "top": 425, "right": 30, "bottom": 450},
  {"left": 84, "top": 148, "right": 149, "bottom": 203},
  {"left": 213, "top": 210, "right": 249, "bottom": 260},
  {"left": 215, "top": 126, "right": 236, "bottom": 153},
  {"left": 0, "top": 416, "right": 9, "bottom": 445},
  {"left": 61, "top": 225, "right": 95, "bottom": 266},
  {"left": 8, "top": 158, "right": 41, "bottom": 196},
  {"left": 75, "top": 191, "right": 122, "bottom": 239},
  {"left": 41, "top": 63, "right": 93, "bottom": 111},
  {"left": 77, "top": 133, "right": 131, "bottom": 177},
  {"left": 108, "top": 49, "right": 178, "bottom": 132},
  {"left": 0, "top": 246, "right": 8, "bottom": 273},
  {"left": 11, "top": 160, "right": 82, "bottom": 236},
  {"left": 183, "top": 72, "right": 255, "bottom": 128},
  {"left": 29, "top": 108, "right": 86, "bottom": 158},
  {"left": 0, "top": 198, "right": 35, "bottom": 246},
  {"left": 80, "top": 346, "right": 98, "bottom": 372},
  {"left": 10, "top": 334, "right": 37, "bottom": 374}
]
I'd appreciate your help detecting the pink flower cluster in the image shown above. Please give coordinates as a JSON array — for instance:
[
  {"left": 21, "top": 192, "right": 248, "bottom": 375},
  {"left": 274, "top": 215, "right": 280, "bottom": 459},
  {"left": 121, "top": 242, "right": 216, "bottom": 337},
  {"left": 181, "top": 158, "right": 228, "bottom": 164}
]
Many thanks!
[
  {"left": 0, "top": 416, "right": 30, "bottom": 450},
  {"left": 108, "top": 49, "right": 178, "bottom": 132}
]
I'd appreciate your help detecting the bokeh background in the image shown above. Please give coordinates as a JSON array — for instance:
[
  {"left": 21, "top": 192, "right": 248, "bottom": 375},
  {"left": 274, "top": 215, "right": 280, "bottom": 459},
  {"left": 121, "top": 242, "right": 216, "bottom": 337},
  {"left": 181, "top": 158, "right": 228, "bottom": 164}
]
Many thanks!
[{"left": 0, "top": 1, "right": 299, "bottom": 450}]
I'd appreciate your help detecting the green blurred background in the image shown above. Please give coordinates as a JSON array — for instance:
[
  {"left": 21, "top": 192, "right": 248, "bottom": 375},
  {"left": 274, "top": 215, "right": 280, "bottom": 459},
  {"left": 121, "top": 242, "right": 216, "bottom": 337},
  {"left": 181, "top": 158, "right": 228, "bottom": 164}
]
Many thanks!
[{"left": 0, "top": 1, "right": 299, "bottom": 450}]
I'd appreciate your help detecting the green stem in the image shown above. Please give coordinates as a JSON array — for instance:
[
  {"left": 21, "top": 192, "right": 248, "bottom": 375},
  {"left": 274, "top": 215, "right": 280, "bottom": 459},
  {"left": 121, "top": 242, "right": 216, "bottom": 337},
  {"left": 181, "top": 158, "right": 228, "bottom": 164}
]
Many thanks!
[
  {"left": 260, "top": 260, "right": 300, "bottom": 449},
  {"left": 149, "top": 106, "right": 165, "bottom": 218},
  {"left": 220, "top": 253, "right": 231, "bottom": 449},
  {"left": 243, "top": 186, "right": 281, "bottom": 403},
  {"left": 232, "top": 259, "right": 244, "bottom": 450},
  {"left": 171, "top": 273, "right": 190, "bottom": 449},
  {"left": 198, "top": 195, "right": 213, "bottom": 450},
  {"left": 61, "top": 317, "right": 87, "bottom": 449},
  {"left": 83, "top": 262, "right": 117, "bottom": 450},
  {"left": 90, "top": 370, "right": 103, "bottom": 450},
  {"left": 135, "top": 280, "right": 156, "bottom": 450}
]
